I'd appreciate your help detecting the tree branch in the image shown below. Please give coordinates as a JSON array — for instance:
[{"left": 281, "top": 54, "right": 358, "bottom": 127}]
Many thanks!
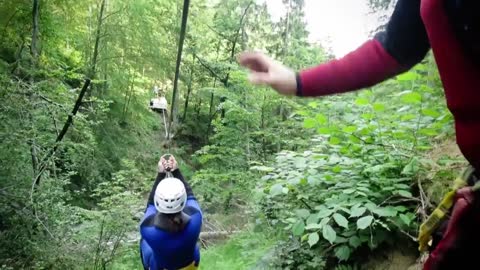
[
  {"left": 193, "top": 54, "right": 227, "bottom": 86},
  {"left": 32, "top": 79, "right": 91, "bottom": 186}
]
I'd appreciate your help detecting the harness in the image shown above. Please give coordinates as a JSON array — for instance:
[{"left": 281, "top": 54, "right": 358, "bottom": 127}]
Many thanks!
[{"left": 418, "top": 166, "right": 480, "bottom": 251}]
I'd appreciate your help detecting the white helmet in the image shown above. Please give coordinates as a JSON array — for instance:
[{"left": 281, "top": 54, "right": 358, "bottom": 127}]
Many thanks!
[{"left": 154, "top": 177, "right": 187, "bottom": 214}]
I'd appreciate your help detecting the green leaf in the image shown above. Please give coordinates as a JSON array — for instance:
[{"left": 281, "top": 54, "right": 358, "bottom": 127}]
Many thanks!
[
  {"left": 357, "top": 216, "right": 374, "bottom": 230},
  {"left": 318, "top": 209, "right": 334, "bottom": 219},
  {"left": 421, "top": 108, "right": 441, "bottom": 118},
  {"left": 329, "top": 137, "right": 341, "bottom": 145},
  {"left": 397, "top": 72, "right": 418, "bottom": 81},
  {"left": 332, "top": 165, "right": 342, "bottom": 173},
  {"left": 334, "top": 236, "right": 349, "bottom": 244},
  {"left": 322, "top": 224, "right": 337, "bottom": 244},
  {"left": 295, "top": 209, "right": 310, "bottom": 219},
  {"left": 401, "top": 114, "right": 417, "bottom": 121},
  {"left": 316, "top": 114, "right": 328, "bottom": 125},
  {"left": 301, "top": 234, "right": 308, "bottom": 242},
  {"left": 350, "top": 207, "right": 366, "bottom": 218},
  {"left": 402, "top": 157, "right": 420, "bottom": 176},
  {"left": 305, "top": 223, "right": 323, "bottom": 230},
  {"left": 372, "top": 207, "right": 397, "bottom": 217},
  {"left": 269, "top": 184, "right": 283, "bottom": 196},
  {"left": 251, "top": 166, "right": 274, "bottom": 172},
  {"left": 361, "top": 113, "right": 374, "bottom": 120},
  {"left": 373, "top": 103, "right": 386, "bottom": 112},
  {"left": 399, "top": 214, "right": 412, "bottom": 226},
  {"left": 317, "top": 127, "right": 331, "bottom": 135},
  {"left": 306, "top": 213, "right": 320, "bottom": 225},
  {"left": 355, "top": 97, "right": 369, "bottom": 106},
  {"left": 334, "top": 245, "right": 351, "bottom": 261},
  {"left": 349, "top": 235, "right": 361, "bottom": 248},
  {"left": 401, "top": 92, "right": 422, "bottom": 104},
  {"left": 342, "top": 125, "right": 357, "bottom": 133},
  {"left": 308, "top": 232, "right": 320, "bottom": 247},
  {"left": 319, "top": 217, "right": 330, "bottom": 228},
  {"left": 292, "top": 220, "right": 305, "bottom": 236},
  {"left": 398, "top": 190, "right": 413, "bottom": 198},
  {"left": 333, "top": 213, "right": 349, "bottom": 229},
  {"left": 303, "top": 118, "right": 316, "bottom": 129},
  {"left": 419, "top": 128, "right": 439, "bottom": 136}
]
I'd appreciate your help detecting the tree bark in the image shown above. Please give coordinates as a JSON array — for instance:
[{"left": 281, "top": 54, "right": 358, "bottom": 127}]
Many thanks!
[
  {"left": 205, "top": 92, "right": 215, "bottom": 143},
  {"left": 168, "top": 0, "right": 191, "bottom": 140},
  {"left": 182, "top": 54, "right": 195, "bottom": 122},
  {"left": 90, "top": 0, "right": 106, "bottom": 78},
  {"left": 122, "top": 72, "right": 135, "bottom": 121},
  {"left": 31, "top": 0, "right": 40, "bottom": 61}
]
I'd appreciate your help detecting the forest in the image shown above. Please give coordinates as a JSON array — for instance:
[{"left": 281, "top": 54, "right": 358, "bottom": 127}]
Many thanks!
[{"left": 0, "top": 0, "right": 468, "bottom": 269}]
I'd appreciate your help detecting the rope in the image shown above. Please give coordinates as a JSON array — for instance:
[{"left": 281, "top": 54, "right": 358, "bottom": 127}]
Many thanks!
[{"left": 162, "top": 109, "right": 168, "bottom": 139}]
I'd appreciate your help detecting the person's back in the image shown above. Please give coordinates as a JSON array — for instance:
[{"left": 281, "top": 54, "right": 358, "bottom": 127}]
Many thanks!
[{"left": 140, "top": 155, "right": 202, "bottom": 270}]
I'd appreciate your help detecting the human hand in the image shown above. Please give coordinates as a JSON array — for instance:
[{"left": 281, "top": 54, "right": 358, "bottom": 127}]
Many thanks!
[
  {"left": 238, "top": 51, "right": 297, "bottom": 96},
  {"left": 167, "top": 155, "right": 178, "bottom": 172},
  {"left": 158, "top": 156, "right": 169, "bottom": 173}
]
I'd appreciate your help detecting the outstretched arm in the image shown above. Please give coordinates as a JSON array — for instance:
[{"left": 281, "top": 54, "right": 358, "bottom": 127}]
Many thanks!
[
  {"left": 146, "top": 172, "right": 167, "bottom": 207},
  {"left": 239, "top": 0, "right": 430, "bottom": 97},
  {"left": 171, "top": 169, "right": 195, "bottom": 199}
]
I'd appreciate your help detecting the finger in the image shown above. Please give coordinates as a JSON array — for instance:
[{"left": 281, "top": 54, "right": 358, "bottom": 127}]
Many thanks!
[{"left": 238, "top": 52, "right": 270, "bottom": 72}]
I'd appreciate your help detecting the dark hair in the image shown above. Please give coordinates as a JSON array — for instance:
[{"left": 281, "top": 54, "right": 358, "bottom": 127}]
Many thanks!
[{"left": 167, "top": 212, "right": 184, "bottom": 232}]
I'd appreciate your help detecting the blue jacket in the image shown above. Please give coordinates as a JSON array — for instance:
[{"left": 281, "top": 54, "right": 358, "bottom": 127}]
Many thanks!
[{"left": 140, "top": 170, "right": 202, "bottom": 270}]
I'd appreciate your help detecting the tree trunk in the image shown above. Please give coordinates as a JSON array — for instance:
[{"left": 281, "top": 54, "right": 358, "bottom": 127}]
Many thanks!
[
  {"left": 90, "top": 0, "right": 106, "bottom": 78},
  {"left": 224, "top": 2, "right": 252, "bottom": 86},
  {"left": 122, "top": 71, "right": 135, "bottom": 121},
  {"left": 182, "top": 54, "right": 195, "bottom": 122},
  {"left": 31, "top": 0, "right": 40, "bottom": 61},
  {"left": 277, "top": 0, "right": 291, "bottom": 151},
  {"left": 195, "top": 98, "right": 202, "bottom": 119},
  {"left": 261, "top": 93, "right": 267, "bottom": 161},
  {"left": 205, "top": 93, "right": 215, "bottom": 143},
  {"left": 168, "top": 0, "right": 190, "bottom": 140},
  {"left": 217, "top": 3, "right": 252, "bottom": 120}
]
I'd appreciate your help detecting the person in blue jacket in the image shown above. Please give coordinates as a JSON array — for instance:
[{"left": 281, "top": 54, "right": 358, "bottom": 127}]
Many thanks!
[{"left": 140, "top": 155, "right": 202, "bottom": 270}]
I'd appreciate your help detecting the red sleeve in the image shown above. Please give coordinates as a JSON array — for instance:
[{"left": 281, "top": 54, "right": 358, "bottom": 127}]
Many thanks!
[{"left": 298, "top": 39, "right": 408, "bottom": 97}]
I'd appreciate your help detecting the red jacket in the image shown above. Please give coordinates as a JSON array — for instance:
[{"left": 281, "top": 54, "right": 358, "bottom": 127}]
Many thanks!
[{"left": 298, "top": 0, "right": 480, "bottom": 171}]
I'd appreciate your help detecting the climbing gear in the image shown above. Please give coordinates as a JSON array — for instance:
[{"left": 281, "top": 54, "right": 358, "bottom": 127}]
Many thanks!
[
  {"left": 418, "top": 166, "right": 477, "bottom": 252},
  {"left": 154, "top": 177, "right": 187, "bottom": 214},
  {"left": 423, "top": 174, "right": 480, "bottom": 269}
]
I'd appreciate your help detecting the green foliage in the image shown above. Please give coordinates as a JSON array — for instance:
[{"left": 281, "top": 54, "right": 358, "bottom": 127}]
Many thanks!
[
  {"left": 200, "top": 231, "right": 275, "bottom": 270},
  {"left": 0, "top": 0, "right": 456, "bottom": 268},
  {"left": 255, "top": 60, "right": 452, "bottom": 268}
]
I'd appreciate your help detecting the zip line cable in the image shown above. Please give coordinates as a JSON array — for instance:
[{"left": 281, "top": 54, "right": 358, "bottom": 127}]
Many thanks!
[{"left": 166, "top": 0, "right": 191, "bottom": 145}]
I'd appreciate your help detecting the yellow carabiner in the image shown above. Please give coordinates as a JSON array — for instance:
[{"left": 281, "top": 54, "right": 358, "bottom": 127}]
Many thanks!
[{"left": 417, "top": 167, "right": 473, "bottom": 251}]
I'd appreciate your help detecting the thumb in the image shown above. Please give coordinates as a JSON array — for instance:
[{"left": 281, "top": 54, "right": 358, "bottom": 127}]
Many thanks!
[{"left": 248, "top": 72, "right": 272, "bottom": 85}]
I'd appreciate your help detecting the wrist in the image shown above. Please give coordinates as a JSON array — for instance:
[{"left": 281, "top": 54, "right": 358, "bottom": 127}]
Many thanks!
[{"left": 295, "top": 73, "right": 303, "bottom": 96}]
